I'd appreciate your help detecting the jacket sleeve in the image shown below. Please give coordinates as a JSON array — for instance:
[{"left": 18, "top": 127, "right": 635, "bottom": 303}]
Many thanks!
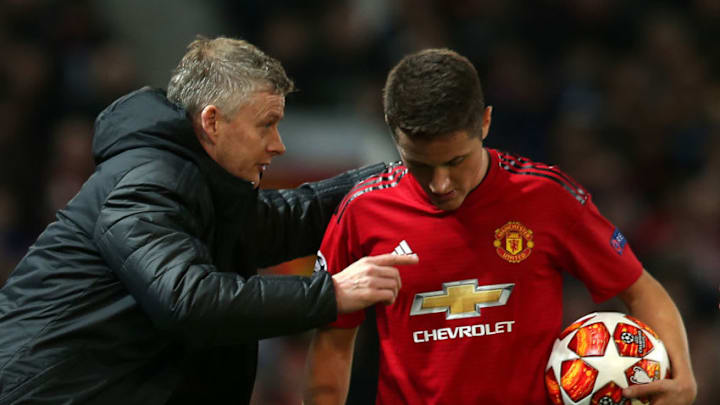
[
  {"left": 254, "top": 162, "right": 387, "bottom": 268},
  {"left": 93, "top": 165, "right": 337, "bottom": 347}
]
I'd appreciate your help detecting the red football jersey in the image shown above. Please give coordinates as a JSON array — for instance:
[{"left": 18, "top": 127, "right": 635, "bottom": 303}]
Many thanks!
[{"left": 316, "top": 149, "right": 643, "bottom": 404}]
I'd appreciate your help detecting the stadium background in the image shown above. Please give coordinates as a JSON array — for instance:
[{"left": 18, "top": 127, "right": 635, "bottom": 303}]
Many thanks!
[{"left": 0, "top": 0, "right": 717, "bottom": 403}]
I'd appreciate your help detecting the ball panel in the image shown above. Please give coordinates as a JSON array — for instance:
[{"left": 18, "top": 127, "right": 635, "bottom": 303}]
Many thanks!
[
  {"left": 590, "top": 381, "right": 625, "bottom": 405},
  {"left": 614, "top": 323, "right": 654, "bottom": 357},
  {"left": 625, "top": 359, "right": 661, "bottom": 385},
  {"left": 568, "top": 322, "right": 610, "bottom": 357},
  {"left": 545, "top": 367, "right": 564, "bottom": 405},
  {"left": 561, "top": 359, "right": 598, "bottom": 402}
]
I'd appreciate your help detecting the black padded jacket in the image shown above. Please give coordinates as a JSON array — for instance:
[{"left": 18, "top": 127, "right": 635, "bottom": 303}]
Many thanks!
[{"left": 0, "top": 87, "right": 384, "bottom": 404}]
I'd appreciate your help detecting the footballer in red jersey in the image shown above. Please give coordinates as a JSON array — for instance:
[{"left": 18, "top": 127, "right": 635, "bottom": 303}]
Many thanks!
[
  {"left": 303, "top": 49, "right": 697, "bottom": 405},
  {"left": 310, "top": 149, "right": 642, "bottom": 404}
]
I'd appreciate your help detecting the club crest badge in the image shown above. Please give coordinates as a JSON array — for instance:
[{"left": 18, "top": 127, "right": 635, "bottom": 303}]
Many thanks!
[{"left": 493, "top": 221, "right": 534, "bottom": 263}]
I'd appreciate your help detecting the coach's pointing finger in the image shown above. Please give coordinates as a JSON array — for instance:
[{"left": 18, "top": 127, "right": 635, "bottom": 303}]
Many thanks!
[
  {"left": 332, "top": 253, "right": 418, "bottom": 314},
  {"left": 364, "top": 252, "right": 419, "bottom": 266},
  {"left": 364, "top": 253, "right": 418, "bottom": 289}
]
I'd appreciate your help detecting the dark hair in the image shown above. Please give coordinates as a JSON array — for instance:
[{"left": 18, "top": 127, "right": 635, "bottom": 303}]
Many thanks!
[{"left": 383, "top": 48, "right": 485, "bottom": 139}]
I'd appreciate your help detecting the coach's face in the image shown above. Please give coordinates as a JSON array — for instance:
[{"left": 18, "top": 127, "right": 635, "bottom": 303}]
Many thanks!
[
  {"left": 395, "top": 106, "right": 492, "bottom": 211},
  {"left": 198, "top": 90, "right": 286, "bottom": 186}
]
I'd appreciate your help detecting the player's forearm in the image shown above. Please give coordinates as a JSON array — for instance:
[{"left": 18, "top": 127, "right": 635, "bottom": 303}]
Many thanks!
[
  {"left": 303, "top": 383, "right": 347, "bottom": 405},
  {"left": 303, "top": 328, "right": 357, "bottom": 405},
  {"left": 303, "top": 367, "right": 349, "bottom": 405},
  {"left": 620, "top": 271, "right": 697, "bottom": 398}
]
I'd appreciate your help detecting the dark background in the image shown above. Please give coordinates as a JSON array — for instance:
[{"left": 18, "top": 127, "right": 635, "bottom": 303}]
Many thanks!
[{"left": 0, "top": 1, "right": 717, "bottom": 403}]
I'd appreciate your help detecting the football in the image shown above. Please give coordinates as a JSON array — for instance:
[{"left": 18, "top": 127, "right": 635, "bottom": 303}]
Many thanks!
[{"left": 545, "top": 312, "right": 671, "bottom": 405}]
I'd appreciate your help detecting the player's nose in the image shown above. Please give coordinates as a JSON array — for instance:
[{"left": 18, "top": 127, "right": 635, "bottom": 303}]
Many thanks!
[{"left": 428, "top": 167, "right": 451, "bottom": 194}]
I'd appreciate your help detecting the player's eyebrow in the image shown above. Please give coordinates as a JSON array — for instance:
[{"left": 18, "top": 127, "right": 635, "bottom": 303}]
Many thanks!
[
  {"left": 406, "top": 154, "right": 469, "bottom": 168},
  {"left": 446, "top": 154, "right": 467, "bottom": 165}
]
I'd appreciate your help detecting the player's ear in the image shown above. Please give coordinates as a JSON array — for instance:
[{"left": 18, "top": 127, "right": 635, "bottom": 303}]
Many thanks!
[{"left": 481, "top": 106, "right": 492, "bottom": 141}]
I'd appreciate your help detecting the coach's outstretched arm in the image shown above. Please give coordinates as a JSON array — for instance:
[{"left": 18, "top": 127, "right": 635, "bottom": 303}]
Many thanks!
[{"left": 619, "top": 269, "right": 697, "bottom": 405}]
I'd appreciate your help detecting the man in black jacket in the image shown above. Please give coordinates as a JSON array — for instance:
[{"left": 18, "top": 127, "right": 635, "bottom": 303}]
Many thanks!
[{"left": 0, "top": 36, "right": 415, "bottom": 404}]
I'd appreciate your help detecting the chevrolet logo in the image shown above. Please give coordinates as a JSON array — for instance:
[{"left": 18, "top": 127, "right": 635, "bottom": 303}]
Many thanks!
[{"left": 410, "top": 280, "right": 514, "bottom": 319}]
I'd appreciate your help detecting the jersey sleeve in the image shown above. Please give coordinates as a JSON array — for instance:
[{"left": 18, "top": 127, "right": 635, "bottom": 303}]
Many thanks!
[
  {"left": 557, "top": 197, "right": 643, "bottom": 303},
  {"left": 314, "top": 197, "right": 367, "bottom": 328}
]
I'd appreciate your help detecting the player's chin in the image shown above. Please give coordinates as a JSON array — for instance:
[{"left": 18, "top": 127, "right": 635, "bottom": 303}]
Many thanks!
[{"left": 431, "top": 195, "right": 464, "bottom": 211}]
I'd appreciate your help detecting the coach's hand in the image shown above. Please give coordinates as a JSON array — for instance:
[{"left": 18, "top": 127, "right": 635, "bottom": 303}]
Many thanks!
[{"left": 332, "top": 253, "right": 418, "bottom": 314}]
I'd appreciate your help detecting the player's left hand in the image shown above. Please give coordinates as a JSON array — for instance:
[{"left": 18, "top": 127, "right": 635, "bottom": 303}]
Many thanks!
[{"left": 622, "top": 377, "right": 697, "bottom": 405}]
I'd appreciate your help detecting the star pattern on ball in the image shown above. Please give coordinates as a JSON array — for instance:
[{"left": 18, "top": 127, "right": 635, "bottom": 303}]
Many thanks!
[
  {"left": 545, "top": 312, "right": 670, "bottom": 405},
  {"left": 582, "top": 313, "right": 643, "bottom": 391}
]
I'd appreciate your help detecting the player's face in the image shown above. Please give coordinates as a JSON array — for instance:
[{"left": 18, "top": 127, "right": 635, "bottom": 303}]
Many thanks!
[
  {"left": 394, "top": 106, "right": 492, "bottom": 210},
  {"left": 395, "top": 129, "right": 488, "bottom": 211},
  {"left": 213, "top": 91, "right": 286, "bottom": 187}
]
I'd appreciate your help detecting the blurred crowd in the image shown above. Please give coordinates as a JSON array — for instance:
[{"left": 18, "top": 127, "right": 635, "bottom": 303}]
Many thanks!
[{"left": 0, "top": 0, "right": 717, "bottom": 404}]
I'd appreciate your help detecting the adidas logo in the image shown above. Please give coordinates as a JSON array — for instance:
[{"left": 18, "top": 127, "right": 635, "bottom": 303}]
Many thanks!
[{"left": 392, "top": 240, "right": 414, "bottom": 256}]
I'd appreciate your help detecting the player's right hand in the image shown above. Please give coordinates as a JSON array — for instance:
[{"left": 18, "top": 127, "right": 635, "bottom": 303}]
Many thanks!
[{"left": 332, "top": 253, "right": 418, "bottom": 314}]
